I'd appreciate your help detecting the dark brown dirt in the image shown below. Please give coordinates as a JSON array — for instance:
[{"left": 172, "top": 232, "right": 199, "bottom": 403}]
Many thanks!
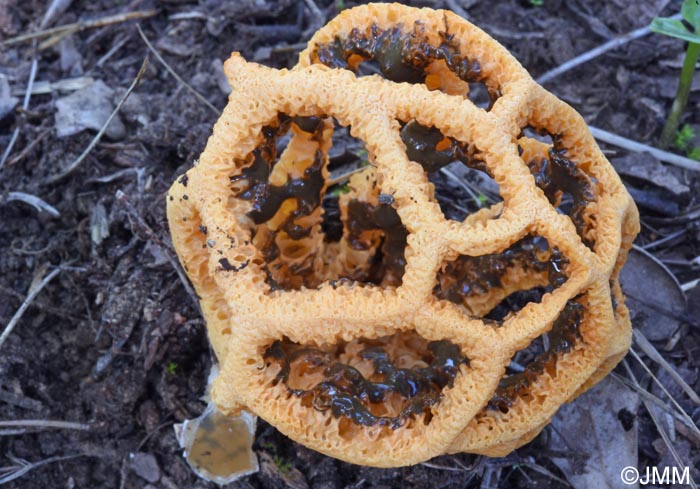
[{"left": 1, "top": 1, "right": 699, "bottom": 488}]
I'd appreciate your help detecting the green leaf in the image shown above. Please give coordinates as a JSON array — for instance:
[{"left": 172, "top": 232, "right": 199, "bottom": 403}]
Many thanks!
[
  {"left": 675, "top": 123, "right": 695, "bottom": 150},
  {"left": 330, "top": 183, "right": 350, "bottom": 196},
  {"left": 650, "top": 17, "right": 700, "bottom": 43},
  {"left": 682, "top": 0, "right": 700, "bottom": 30}
]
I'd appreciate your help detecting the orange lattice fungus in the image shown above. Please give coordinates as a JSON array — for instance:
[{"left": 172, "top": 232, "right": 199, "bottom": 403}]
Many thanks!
[{"left": 167, "top": 3, "right": 639, "bottom": 466}]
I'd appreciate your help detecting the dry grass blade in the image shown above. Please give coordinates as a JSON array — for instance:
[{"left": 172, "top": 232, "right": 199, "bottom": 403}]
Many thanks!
[
  {"left": 0, "top": 454, "right": 84, "bottom": 485},
  {"left": 612, "top": 373, "right": 700, "bottom": 444},
  {"left": 0, "top": 49, "right": 39, "bottom": 170},
  {"left": 0, "top": 267, "right": 61, "bottom": 351},
  {"left": 43, "top": 55, "right": 149, "bottom": 184},
  {"left": 627, "top": 349, "right": 700, "bottom": 440},
  {"left": 12, "top": 76, "right": 93, "bottom": 96},
  {"left": 0, "top": 10, "right": 157, "bottom": 48},
  {"left": 633, "top": 330, "right": 700, "bottom": 404},
  {"left": 622, "top": 360, "right": 698, "bottom": 489},
  {"left": 136, "top": 25, "right": 219, "bottom": 115}
]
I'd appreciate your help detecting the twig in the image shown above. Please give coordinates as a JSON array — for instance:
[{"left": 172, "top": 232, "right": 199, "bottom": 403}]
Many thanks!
[
  {"left": 536, "top": 14, "right": 682, "bottom": 84},
  {"left": 445, "top": 0, "right": 470, "bottom": 20},
  {"left": 681, "top": 278, "right": 699, "bottom": 292},
  {"left": 118, "top": 456, "right": 129, "bottom": 489},
  {"left": 87, "top": 167, "right": 144, "bottom": 184},
  {"left": 440, "top": 167, "right": 487, "bottom": 207},
  {"left": 486, "top": 26, "right": 545, "bottom": 41},
  {"left": 0, "top": 420, "right": 91, "bottom": 434},
  {"left": 115, "top": 190, "right": 200, "bottom": 311},
  {"left": 0, "top": 420, "right": 90, "bottom": 430},
  {"left": 589, "top": 126, "right": 700, "bottom": 172},
  {"left": 169, "top": 11, "right": 208, "bottom": 21},
  {"left": 641, "top": 228, "right": 687, "bottom": 250},
  {"left": 0, "top": 47, "right": 39, "bottom": 170},
  {"left": 302, "top": 0, "right": 325, "bottom": 36},
  {"left": 328, "top": 164, "right": 367, "bottom": 185},
  {"left": 96, "top": 32, "right": 132, "bottom": 67},
  {"left": 135, "top": 420, "right": 174, "bottom": 451},
  {"left": 0, "top": 10, "right": 157, "bottom": 47},
  {"left": 40, "top": 0, "right": 73, "bottom": 29},
  {"left": 6, "top": 128, "right": 52, "bottom": 166},
  {"left": 44, "top": 56, "right": 149, "bottom": 184},
  {"left": 0, "top": 268, "right": 62, "bottom": 352},
  {"left": 0, "top": 389, "right": 43, "bottom": 412},
  {"left": 271, "top": 42, "right": 306, "bottom": 54},
  {"left": 303, "top": 0, "right": 324, "bottom": 22},
  {"left": 2, "top": 192, "right": 60, "bottom": 217},
  {"left": 136, "top": 25, "right": 218, "bottom": 115},
  {"left": 419, "top": 462, "right": 465, "bottom": 472},
  {"left": 0, "top": 454, "right": 85, "bottom": 485}
]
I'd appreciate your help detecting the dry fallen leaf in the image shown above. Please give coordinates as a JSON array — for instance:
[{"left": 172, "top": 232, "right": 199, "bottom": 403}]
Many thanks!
[
  {"left": 549, "top": 376, "right": 640, "bottom": 489},
  {"left": 620, "top": 247, "right": 687, "bottom": 341},
  {"left": 54, "top": 80, "right": 126, "bottom": 140}
]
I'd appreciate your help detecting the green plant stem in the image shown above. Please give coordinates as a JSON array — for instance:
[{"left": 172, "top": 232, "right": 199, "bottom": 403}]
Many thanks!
[{"left": 659, "top": 41, "right": 700, "bottom": 149}]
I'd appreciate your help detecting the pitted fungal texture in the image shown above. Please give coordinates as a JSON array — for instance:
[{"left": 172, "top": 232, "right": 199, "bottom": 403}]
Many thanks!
[
  {"left": 434, "top": 235, "right": 568, "bottom": 320},
  {"left": 229, "top": 113, "right": 408, "bottom": 290},
  {"left": 519, "top": 128, "right": 597, "bottom": 248},
  {"left": 313, "top": 22, "right": 497, "bottom": 107},
  {"left": 264, "top": 332, "right": 467, "bottom": 430},
  {"left": 487, "top": 300, "right": 584, "bottom": 413},
  {"left": 167, "top": 3, "right": 639, "bottom": 467}
]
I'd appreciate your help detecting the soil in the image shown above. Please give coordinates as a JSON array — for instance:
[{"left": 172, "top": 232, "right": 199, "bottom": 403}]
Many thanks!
[{"left": 1, "top": 0, "right": 699, "bottom": 488}]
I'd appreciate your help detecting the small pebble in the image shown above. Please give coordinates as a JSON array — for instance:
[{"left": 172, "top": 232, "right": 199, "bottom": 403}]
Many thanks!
[{"left": 130, "top": 452, "right": 161, "bottom": 483}]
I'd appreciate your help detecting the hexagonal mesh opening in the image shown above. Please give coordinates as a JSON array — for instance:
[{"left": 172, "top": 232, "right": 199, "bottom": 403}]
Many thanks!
[
  {"left": 486, "top": 299, "right": 585, "bottom": 414},
  {"left": 262, "top": 331, "right": 469, "bottom": 437},
  {"left": 433, "top": 235, "right": 569, "bottom": 322},
  {"left": 399, "top": 119, "right": 502, "bottom": 222},
  {"left": 311, "top": 21, "right": 499, "bottom": 109},
  {"left": 229, "top": 113, "right": 408, "bottom": 291},
  {"left": 518, "top": 127, "right": 597, "bottom": 249}
]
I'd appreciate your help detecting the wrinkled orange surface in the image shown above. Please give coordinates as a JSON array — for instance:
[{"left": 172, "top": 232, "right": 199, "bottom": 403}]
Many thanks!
[{"left": 167, "top": 3, "right": 639, "bottom": 466}]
